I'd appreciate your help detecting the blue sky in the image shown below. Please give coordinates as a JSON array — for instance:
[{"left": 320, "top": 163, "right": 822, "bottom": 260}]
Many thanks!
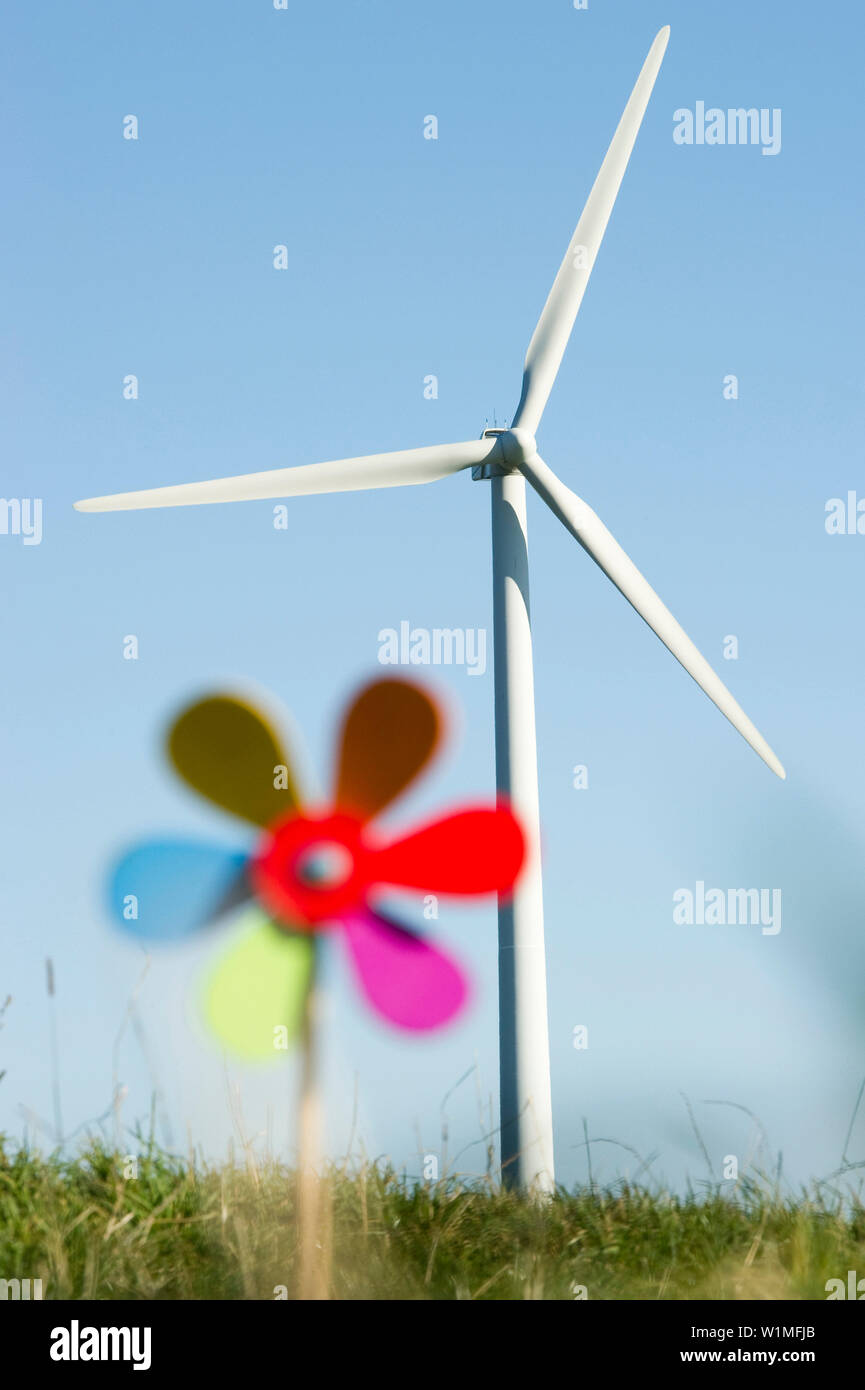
[{"left": 2, "top": 0, "right": 865, "bottom": 1191}]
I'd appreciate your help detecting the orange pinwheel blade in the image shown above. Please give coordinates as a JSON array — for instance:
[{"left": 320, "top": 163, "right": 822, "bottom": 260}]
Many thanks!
[
  {"left": 168, "top": 694, "right": 301, "bottom": 827},
  {"left": 334, "top": 677, "right": 442, "bottom": 821}
]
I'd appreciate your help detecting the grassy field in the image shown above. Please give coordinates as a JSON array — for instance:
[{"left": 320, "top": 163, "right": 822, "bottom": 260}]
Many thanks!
[{"left": 1, "top": 1136, "right": 863, "bottom": 1300}]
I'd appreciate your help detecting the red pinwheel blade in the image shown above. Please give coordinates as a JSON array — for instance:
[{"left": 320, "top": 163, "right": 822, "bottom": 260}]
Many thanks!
[
  {"left": 334, "top": 677, "right": 442, "bottom": 821},
  {"left": 370, "top": 805, "right": 525, "bottom": 896},
  {"left": 341, "top": 907, "right": 468, "bottom": 1031}
]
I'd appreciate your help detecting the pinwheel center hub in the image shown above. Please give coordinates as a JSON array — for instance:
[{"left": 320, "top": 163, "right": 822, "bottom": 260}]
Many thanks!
[
  {"left": 295, "top": 840, "right": 354, "bottom": 889},
  {"left": 251, "top": 812, "right": 370, "bottom": 930}
]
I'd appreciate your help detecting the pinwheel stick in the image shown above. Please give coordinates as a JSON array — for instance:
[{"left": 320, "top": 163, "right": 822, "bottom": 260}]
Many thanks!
[{"left": 297, "top": 939, "right": 328, "bottom": 1299}]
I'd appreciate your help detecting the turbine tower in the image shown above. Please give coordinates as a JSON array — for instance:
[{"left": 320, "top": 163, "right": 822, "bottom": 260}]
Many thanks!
[{"left": 75, "top": 27, "right": 785, "bottom": 1192}]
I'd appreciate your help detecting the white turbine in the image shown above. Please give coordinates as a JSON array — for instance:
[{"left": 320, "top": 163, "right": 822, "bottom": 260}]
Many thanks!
[{"left": 75, "top": 26, "right": 785, "bottom": 1192}]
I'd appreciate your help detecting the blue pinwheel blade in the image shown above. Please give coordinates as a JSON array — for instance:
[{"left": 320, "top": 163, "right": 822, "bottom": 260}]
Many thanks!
[{"left": 109, "top": 839, "right": 251, "bottom": 942}]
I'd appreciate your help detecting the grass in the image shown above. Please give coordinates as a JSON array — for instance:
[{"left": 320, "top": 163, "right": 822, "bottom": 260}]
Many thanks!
[{"left": 1, "top": 1135, "right": 864, "bottom": 1299}]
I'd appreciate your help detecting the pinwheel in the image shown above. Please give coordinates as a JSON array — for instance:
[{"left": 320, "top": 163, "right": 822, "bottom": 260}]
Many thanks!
[{"left": 109, "top": 677, "right": 525, "bottom": 1058}]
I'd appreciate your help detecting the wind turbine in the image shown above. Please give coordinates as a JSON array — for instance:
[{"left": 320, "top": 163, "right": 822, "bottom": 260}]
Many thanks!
[{"left": 75, "top": 26, "right": 785, "bottom": 1193}]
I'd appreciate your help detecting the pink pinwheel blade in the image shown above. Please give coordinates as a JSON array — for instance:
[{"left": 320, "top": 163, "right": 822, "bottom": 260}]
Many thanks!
[{"left": 342, "top": 908, "right": 468, "bottom": 1031}]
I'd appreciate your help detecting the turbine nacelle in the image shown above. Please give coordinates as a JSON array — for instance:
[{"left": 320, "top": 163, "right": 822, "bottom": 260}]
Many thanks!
[
  {"left": 472, "top": 427, "right": 538, "bottom": 480},
  {"left": 499, "top": 428, "right": 539, "bottom": 470}
]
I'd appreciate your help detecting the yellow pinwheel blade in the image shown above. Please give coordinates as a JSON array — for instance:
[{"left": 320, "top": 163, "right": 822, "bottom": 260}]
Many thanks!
[{"left": 168, "top": 694, "right": 302, "bottom": 827}]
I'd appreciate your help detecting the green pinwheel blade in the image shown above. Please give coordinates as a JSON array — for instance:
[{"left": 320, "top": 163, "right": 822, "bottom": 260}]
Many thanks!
[{"left": 202, "top": 907, "right": 313, "bottom": 1060}]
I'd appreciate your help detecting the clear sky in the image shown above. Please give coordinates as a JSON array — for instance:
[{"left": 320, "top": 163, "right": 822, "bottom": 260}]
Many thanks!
[{"left": 3, "top": 0, "right": 865, "bottom": 1192}]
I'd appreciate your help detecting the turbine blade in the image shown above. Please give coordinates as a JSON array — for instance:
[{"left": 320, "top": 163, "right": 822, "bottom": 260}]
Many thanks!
[
  {"left": 74, "top": 438, "right": 494, "bottom": 513},
  {"left": 513, "top": 26, "right": 670, "bottom": 434},
  {"left": 519, "top": 453, "right": 786, "bottom": 780}
]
